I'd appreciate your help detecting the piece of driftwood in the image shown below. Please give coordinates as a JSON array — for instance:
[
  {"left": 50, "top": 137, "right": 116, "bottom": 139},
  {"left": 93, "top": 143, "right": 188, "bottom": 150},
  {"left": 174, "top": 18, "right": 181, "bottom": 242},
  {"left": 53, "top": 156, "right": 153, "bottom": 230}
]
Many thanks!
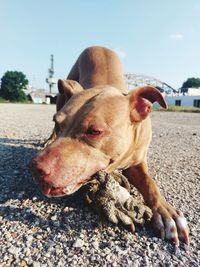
[{"left": 84, "top": 170, "right": 152, "bottom": 231}]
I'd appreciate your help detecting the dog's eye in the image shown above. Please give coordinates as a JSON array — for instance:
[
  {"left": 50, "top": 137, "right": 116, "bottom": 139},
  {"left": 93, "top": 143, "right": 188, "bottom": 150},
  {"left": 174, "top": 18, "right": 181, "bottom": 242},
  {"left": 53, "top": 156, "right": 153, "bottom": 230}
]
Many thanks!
[{"left": 86, "top": 126, "right": 103, "bottom": 136}]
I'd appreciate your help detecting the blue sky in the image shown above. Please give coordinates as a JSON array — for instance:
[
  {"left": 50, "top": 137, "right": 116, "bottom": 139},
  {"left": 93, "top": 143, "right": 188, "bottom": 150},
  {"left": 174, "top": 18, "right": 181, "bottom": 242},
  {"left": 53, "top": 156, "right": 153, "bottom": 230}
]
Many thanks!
[{"left": 1, "top": 0, "right": 200, "bottom": 90}]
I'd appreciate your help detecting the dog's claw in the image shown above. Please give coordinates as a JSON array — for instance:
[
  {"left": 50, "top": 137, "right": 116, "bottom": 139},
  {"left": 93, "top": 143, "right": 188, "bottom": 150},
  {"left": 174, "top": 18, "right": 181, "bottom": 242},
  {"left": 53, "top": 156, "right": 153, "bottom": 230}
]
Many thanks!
[
  {"left": 152, "top": 213, "right": 165, "bottom": 239},
  {"left": 152, "top": 201, "right": 189, "bottom": 246},
  {"left": 182, "top": 231, "right": 190, "bottom": 245},
  {"left": 129, "top": 223, "right": 135, "bottom": 233},
  {"left": 175, "top": 216, "right": 190, "bottom": 245}
]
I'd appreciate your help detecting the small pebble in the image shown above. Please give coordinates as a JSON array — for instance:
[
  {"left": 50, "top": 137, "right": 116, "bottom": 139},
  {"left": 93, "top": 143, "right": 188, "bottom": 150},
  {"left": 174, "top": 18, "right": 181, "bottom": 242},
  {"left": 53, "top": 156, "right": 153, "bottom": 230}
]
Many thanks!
[{"left": 73, "top": 239, "right": 85, "bottom": 248}]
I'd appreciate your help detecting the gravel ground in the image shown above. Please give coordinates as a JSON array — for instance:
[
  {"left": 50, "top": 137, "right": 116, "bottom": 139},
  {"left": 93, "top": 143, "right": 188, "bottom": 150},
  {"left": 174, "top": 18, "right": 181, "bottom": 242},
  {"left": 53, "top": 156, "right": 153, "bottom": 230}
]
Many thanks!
[{"left": 0, "top": 103, "right": 199, "bottom": 267}]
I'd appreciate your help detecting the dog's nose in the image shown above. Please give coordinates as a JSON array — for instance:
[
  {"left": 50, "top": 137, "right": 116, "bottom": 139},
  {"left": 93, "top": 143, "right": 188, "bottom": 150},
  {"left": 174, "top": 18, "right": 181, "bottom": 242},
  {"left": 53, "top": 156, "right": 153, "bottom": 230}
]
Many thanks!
[
  {"left": 29, "top": 158, "right": 51, "bottom": 178},
  {"left": 37, "top": 165, "right": 51, "bottom": 177}
]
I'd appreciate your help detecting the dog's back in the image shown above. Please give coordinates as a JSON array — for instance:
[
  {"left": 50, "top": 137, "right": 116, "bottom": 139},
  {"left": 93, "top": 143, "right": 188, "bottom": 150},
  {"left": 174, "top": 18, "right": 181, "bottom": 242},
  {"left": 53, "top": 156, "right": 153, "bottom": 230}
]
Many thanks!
[{"left": 67, "top": 46, "right": 128, "bottom": 93}]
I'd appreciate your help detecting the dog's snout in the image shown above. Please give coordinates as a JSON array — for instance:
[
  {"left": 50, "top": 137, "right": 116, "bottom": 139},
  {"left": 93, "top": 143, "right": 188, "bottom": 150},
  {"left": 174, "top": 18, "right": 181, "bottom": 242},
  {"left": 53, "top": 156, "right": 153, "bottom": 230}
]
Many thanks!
[
  {"left": 37, "top": 164, "right": 51, "bottom": 177},
  {"left": 29, "top": 157, "right": 52, "bottom": 181}
]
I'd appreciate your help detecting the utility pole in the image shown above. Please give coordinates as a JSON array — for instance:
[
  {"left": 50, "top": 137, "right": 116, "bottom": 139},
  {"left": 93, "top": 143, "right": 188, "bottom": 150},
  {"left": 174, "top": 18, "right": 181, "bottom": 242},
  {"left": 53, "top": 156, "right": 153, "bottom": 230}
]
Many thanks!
[{"left": 46, "top": 54, "right": 55, "bottom": 93}]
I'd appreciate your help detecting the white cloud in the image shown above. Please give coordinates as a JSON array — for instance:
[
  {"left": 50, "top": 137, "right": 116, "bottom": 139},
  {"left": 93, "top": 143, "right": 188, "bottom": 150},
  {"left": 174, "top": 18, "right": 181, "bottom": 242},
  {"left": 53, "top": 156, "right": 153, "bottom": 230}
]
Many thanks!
[
  {"left": 193, "top": 3, "right": 200, "bottom": 10},
  {"left": 113, "top": 48, "right": 127, "bottom": 58},
  {"left": 169, "top": 33, "right": 184, "bottom": 41}
]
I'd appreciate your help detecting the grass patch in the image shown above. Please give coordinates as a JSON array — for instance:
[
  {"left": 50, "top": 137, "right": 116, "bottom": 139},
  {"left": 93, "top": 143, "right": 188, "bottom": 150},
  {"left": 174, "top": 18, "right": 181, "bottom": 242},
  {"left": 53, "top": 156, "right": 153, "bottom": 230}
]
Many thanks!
[
  {"left": 0, "top": 97, "right": 9, "bottom": 103},
  {"left": 10, "top": 99, "right": 30, "bottom": 104},
  {"left": 154, "top": 105, "right": 200, "bottom": 113},
  {"left": 0, "top": 97, "right": 30, "bottom": 104}
]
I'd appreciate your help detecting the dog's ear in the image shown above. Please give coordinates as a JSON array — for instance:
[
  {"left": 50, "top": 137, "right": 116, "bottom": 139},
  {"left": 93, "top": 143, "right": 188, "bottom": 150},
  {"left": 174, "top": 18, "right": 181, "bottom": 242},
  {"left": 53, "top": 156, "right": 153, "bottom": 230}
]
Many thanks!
[
  {"left": 128, "top": 86, "right": 167, "bottom": 122},
  {"left": 58, "top": 79, "right": 83, "bottom": 97}
]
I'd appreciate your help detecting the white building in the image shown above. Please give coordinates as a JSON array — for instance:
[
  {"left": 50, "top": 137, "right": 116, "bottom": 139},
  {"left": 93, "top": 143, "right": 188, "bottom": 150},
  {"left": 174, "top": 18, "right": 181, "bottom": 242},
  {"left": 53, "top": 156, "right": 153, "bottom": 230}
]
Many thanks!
[
  {"left": 185, "top": 88, "right": 200, "bottom": 96},
  {"left": 165, "top": 95, "right": 200, "bottom": 108},
  {"left": 24, "top": 87, "right": 57, "bottom": 104},
  {"left": 163, "top": 87, "right": 200, "bottom": 108}
]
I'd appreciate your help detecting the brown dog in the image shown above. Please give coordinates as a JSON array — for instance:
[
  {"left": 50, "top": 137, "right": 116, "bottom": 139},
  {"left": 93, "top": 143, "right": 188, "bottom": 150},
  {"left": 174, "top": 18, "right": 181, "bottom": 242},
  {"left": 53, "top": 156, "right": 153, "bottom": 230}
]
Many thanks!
[{"left": 30, "top": 46, "right": 189, "bottom": 246}]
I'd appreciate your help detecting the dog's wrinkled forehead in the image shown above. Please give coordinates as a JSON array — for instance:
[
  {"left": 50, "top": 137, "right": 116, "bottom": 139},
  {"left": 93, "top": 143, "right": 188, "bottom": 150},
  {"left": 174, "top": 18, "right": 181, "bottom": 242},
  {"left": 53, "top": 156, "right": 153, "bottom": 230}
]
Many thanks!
[{"left": 54, "top": 86, "right": 127, "bottom": 127}]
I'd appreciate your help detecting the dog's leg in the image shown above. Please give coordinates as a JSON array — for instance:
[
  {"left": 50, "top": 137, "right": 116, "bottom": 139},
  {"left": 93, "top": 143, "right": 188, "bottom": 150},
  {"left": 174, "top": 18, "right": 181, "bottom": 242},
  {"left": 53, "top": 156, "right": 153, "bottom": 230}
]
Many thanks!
[{"left": 123, "top": 162, "right": 189, "bottom": 246}]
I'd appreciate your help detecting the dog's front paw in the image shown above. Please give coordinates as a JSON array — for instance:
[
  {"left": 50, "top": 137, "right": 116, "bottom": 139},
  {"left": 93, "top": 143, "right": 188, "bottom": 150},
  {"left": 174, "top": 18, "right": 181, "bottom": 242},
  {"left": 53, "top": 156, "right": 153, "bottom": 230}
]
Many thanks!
[{"left": 152, "top": 200, "right": 189, "bottom": 246}]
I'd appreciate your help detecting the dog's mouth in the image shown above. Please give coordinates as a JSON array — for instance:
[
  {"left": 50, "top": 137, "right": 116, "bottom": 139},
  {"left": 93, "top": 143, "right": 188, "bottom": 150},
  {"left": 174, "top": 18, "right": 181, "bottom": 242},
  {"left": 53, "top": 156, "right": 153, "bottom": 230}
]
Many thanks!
[
  {"left": 41, "top": 184, "right": 69, "bottom": 197},
  {"left": 39, "top": 177, "right": 91, "bottom": 197},
  {"left": 31, "top": 158, "right": 109, "bottom": 198}
]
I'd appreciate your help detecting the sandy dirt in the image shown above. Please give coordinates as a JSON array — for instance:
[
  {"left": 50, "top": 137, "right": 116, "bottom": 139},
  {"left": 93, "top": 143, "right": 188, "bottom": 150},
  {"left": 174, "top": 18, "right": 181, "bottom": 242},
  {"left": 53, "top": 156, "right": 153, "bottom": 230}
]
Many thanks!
[{"left": 0, "top": 104, "right": 199, "bottom": 266}]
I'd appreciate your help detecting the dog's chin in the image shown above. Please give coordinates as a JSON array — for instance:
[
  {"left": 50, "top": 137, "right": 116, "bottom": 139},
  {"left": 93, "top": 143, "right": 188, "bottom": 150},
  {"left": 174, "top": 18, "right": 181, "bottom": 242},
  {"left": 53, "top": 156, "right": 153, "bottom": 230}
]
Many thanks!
[
  {"left": 40, "top": 180, "right": 88, "bottom": 198},
  {"left": 40, "top": 184, "right": 78, "bottom": 197}
]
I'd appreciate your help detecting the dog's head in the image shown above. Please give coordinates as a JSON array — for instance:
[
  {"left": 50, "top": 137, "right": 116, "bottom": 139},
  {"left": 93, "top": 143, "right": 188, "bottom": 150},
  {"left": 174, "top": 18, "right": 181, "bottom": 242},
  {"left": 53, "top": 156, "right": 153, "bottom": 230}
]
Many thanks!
[{"left": 30, "top": 80, "right": 167, "bottom": 197}]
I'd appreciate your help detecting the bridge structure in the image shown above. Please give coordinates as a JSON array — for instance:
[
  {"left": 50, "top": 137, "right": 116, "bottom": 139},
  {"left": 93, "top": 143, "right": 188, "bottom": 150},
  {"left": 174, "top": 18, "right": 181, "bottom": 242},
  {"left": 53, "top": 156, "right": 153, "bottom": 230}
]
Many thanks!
[
  {"left": 44, "top": 73, "right": 177, "bottom": 103},
  {"left": 45, "top": 54, "right": 176, "bottom": 95},
  {"left": 124, "top": 73, "right": 177, "bottom": 94}
]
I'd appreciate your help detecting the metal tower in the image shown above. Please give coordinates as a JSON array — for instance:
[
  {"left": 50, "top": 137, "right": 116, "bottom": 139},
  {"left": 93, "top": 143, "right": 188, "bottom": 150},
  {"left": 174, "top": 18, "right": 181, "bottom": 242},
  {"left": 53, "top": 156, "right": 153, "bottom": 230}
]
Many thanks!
[{"left": 46, "top": 54, "right": 56, "bottom": 93}]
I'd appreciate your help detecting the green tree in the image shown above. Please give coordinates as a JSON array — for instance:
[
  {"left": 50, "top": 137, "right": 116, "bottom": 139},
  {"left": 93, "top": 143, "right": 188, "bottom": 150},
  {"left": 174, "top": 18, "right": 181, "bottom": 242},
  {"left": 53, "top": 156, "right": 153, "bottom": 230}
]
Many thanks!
[
  {"left": 0, "top": 71, "right": 28, "bottom": 101},
  {"left": 181, "top": 77, "right": 200, "bottom": 92}
]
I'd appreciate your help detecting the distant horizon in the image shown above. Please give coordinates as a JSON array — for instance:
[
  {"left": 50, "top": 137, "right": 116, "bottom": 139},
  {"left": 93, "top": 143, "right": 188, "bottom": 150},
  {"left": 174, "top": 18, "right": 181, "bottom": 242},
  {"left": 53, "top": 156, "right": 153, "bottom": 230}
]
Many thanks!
[
  {"left": 2, "top": 57, "right": 200, "bottom": 92},
  {"left": 3, "top": 52, "right": 194, "bottom": 91},
  {"left": 1, "top": 1, "right": 200, "bottom": 90}
]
